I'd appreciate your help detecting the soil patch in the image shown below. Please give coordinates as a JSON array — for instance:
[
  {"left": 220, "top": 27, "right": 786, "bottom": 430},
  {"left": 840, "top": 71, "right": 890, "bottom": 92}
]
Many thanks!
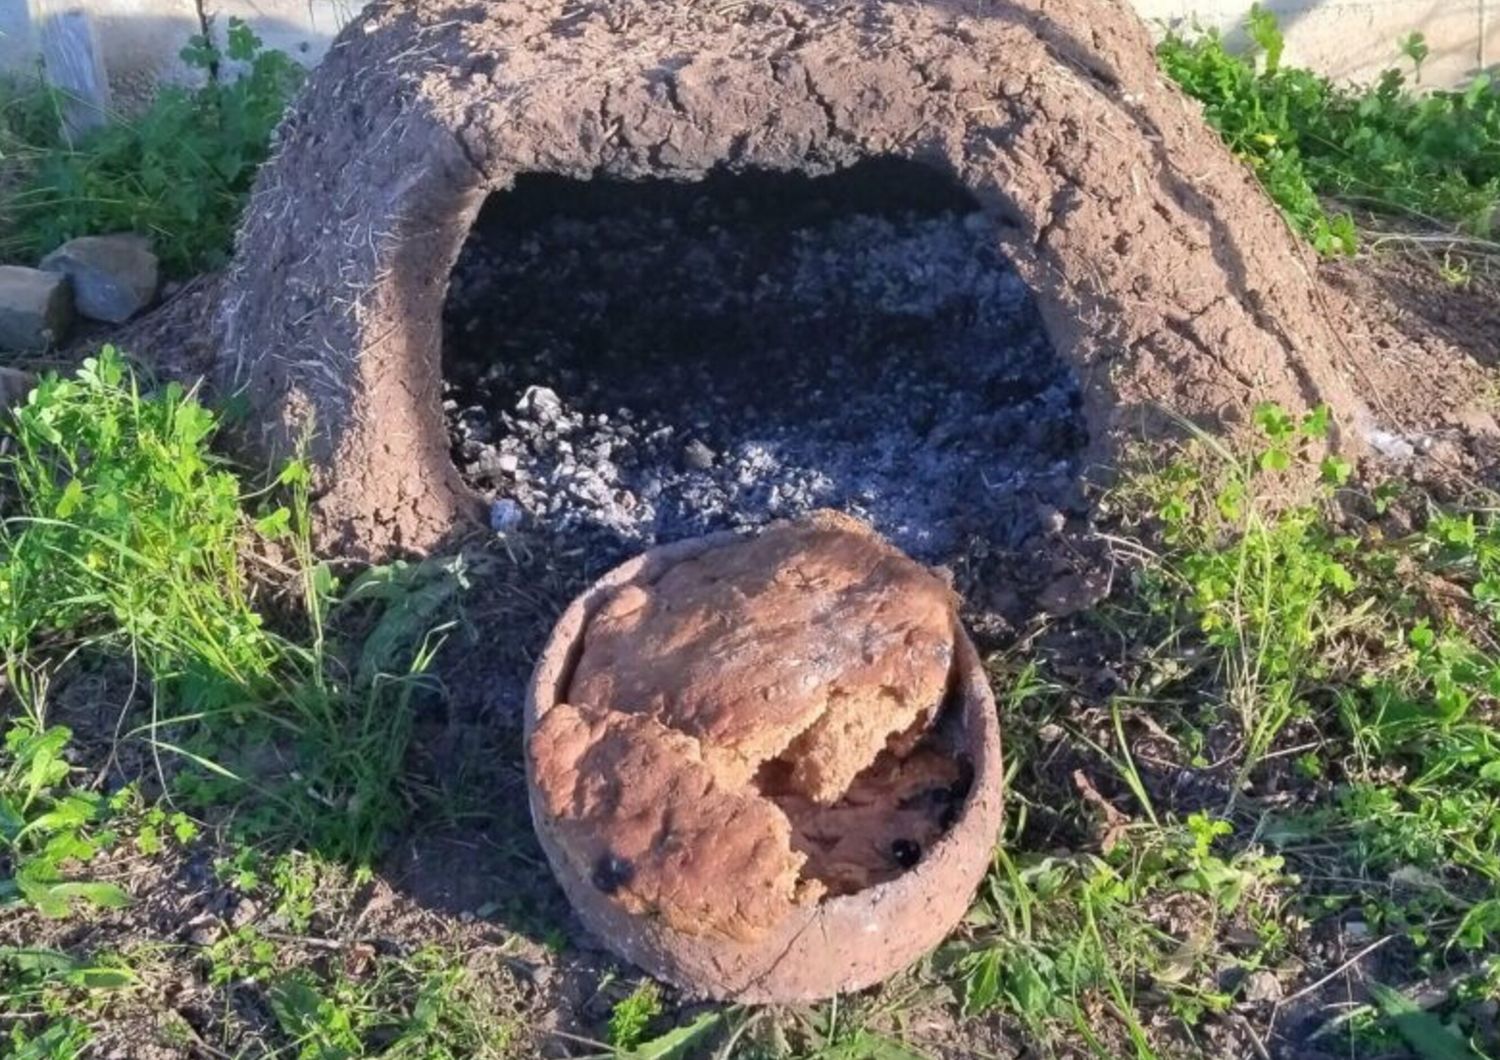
[{"left": 1316, "top": 235, "right": 1500, "bottom": 493}]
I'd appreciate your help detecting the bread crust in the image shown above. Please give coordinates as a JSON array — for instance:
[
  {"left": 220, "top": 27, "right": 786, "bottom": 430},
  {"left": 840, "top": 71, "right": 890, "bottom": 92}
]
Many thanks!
[
  {"left": 530, "top": 702, "right": 821, "bottom": 941},
  {"left": 523, "top": 521, "right": 1005, "bottom": 1000},
  {"left": 568, "top": 512, "right": 956, "bottom": 803}
]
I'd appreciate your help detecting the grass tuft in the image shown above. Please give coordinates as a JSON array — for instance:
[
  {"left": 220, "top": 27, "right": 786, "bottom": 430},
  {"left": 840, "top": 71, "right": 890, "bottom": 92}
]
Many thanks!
[
  {"left": 1, "top": 347, "right": 462, "bottom": 877},
  {"left": 0, "top": 19, "right": 300, "bottom": 274},
  {"left": 1160, "top": 5, "right": 1500, "bottom": 255}
]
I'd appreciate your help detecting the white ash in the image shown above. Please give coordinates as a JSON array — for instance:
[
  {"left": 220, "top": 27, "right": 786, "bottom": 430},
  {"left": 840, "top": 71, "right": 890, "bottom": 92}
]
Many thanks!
[{"left": 443, "top": 196, "right": 1086, "bottom": 568}]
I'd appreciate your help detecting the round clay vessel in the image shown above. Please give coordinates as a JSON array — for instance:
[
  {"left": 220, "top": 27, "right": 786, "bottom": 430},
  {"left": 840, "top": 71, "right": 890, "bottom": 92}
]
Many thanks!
[{"left": 524, "top": 528, "right": 1004, "bottom": 1002}]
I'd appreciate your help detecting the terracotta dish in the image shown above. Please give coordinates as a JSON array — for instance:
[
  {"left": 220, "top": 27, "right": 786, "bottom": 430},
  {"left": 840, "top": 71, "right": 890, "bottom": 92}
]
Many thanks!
[{"left": 525, "top": 513, "right": 1004, "bottom": 1001}]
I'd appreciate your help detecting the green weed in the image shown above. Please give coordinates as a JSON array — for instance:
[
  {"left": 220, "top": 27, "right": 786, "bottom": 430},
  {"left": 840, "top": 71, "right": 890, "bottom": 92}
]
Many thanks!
[
  {"left": 1097, "top": 411, "right": 1500, "bottom": 1049},
  {"left": 617, "top": 1011, "right": 724, "bottom": 1059},
  {"left": 195, "top": 917, "right": 519, "bottom": 1058},
  {"left": 607, "top": 980, "right": 664, "bottom": 1050},
  {"left": 1127, "top": 421, "right": 1500, "bottom": 893},
  {"left": 1159, "top": 6, "right": 1500, "bottom": 254},
  {"left": 939, "top": 667, "right": 1283, "bottom": 1052},
  {"left": 1, "top": 19, "right": 300, "bottom": 273},
  {"left": 132, "top": 803, "right": 198, "bottom": 856},
  {"left": 203, "top": 924, "right": 278, "bottom": 987},
  {"left": 0, "top": 715, "right": 204, "bottom": 922},
  {"left": 266, "top": 948, "right": 517, "bottom": 1059},
  {"left": 0, "top": 722, "right": 128, "bottom": 918},
  {"left": 0, "top": 347, "right": 465, "bottom": 870},
  {"left": 954, "top": 778, "right": 1284, "bottom": 1051},
  {"left": 1, "top": 348, "right": 278, "bottom": 700},
  {"left": 1367, "top": 980, "right": 1488, "bottom": 1060},
  {"left": 1130, "top": 406, "right": 1368, "bottom": 789},
  {"left": 949, "top": 404, "right": 1500, "bottom": 1053},
  {"left": 742, "top": 997, "right": 923, "bottom": 1060},
  {"left": 0, "top": 946, "right": 136, "bottom": 1057},
  {"left": 190, "top": 843, "right": 525, "bottom": 1054},
  {"left": 0, "top": 75, "right": 65, "bottom": 180}
]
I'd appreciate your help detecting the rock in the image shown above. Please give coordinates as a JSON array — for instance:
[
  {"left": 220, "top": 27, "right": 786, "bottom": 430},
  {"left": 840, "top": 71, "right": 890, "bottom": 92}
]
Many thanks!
[
  {"left": 182, "top": 917, "right": 220, "bottom": 946},
  {"left": 683, "top": 439, "right": 716, "bottom": 470},
  {"left": 0, "top": 367, "right": 38, "bottom": 410},
  {"left": 490, "top": 498, "right": 524, "bottom": 532},
  {"left": 515, "top": 960, "right": 552, "bottom": 990},
  {"left": 0, "top": 266, "right": 73, "bottom": 351},
  {"left": 1240, "top": 969, "right": 1283, "bottom": 1003},
  {"left": 1034, "top": 503, "right": 1067, "bottom": 535},
  {"left": 226, "top": 897, "right": 259, "bottom": 929},
  {"left": 473, "top": 448, "right": 507, "bottom": 477},
  {"left": 517, "top": 385, "right": 562, "bottom": 424},
  {"left": 1365, "top": 427, "right": 1415, "bottom": 462},
  {"left": 497, "top": 452, "right": 520, "bottom": 474},
  {"left": 40, "top": 234, "right": 160, "bottom": 323}
]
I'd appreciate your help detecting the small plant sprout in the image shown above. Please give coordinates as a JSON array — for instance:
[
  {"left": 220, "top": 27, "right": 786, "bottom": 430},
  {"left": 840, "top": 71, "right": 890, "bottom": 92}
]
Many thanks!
[{"left": 1160, "top": 10, "right": 1500, "bottom": 255}]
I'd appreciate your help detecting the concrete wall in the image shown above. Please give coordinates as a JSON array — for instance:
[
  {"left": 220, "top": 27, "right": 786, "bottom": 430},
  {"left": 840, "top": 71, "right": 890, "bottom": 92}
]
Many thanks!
[
  {"left": 3, "top": 1, "right": 354, "bottom": 109},
  {"left": 1137, "top": 0, "right": 1495, "bottom": 88},
  {"left": 1, "top": 0, "right": 1495, "bottom": 98}
]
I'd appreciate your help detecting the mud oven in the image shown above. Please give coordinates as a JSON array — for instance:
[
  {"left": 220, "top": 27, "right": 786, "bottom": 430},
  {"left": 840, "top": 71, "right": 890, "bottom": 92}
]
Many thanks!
[
  {"left": 209, "top": 0, "right": 1362, "bottom": 1002},
  {"left": 214, "top": 0, "right": 1357, "bottom": 561}
]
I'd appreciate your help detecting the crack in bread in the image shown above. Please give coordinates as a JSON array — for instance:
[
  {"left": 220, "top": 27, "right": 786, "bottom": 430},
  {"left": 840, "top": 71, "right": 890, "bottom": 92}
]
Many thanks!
[
  {"left": 765, "top": 746, "right": 967, "bottom": 896},
  {"left": 530, "top": 701, "right": 821, "bottom": 942}
]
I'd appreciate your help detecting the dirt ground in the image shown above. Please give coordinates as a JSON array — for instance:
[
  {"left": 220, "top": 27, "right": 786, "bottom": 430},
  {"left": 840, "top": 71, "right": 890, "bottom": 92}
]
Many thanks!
[
  {"left": 1320, "top": 235, "right": 1500, "bottom": 492},
  {"left": 9, "top": 222, "right": 1500, "bottom": 1058}
]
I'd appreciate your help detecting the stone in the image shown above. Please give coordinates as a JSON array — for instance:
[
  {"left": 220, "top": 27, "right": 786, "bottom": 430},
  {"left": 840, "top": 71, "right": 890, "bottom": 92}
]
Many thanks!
[
  {"left": 516, "top": 385, "right": 562, "bottom": 423},
  {"left": 40, "top": 234, "right": 160, "bottom": 323},
  {"left": 1240, "top": 969, "right": 1283, "bottom": 1003},
  {"left": 1364, "top": 426, "right": 1416, "bottom": 462},
  {"left": 682, "top": 439, "right": 716, "bottom": 470},
  {"left": 183, "top": 918, "right": 221, "bottom": 946},
  {"left": 226, "top": 897, "right": 260, "bottom": 929},
  {"left": 0, "top": 367, "right": 38, "bottom": 410},
  {"left": 489, "top": 497, "right": 524, "bottom": 532},
  {"left": 0, "top": 266, "right": 73, "bottom": 351},
  {"left": 1035, "top": 503, "right": 1067, "bottom": 535}
]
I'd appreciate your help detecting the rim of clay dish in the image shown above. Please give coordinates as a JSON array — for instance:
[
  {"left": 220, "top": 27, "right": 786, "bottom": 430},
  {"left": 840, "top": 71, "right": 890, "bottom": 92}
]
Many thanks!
[{"left": 524, "top": 528, "right": 1005, "bottom": 1002}]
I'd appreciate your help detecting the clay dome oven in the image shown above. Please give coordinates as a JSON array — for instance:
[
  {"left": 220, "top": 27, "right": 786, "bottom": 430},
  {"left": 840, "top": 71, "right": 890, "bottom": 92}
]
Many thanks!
[{"left": 215, "top": 0, "right": 1363, "bottom": 561}]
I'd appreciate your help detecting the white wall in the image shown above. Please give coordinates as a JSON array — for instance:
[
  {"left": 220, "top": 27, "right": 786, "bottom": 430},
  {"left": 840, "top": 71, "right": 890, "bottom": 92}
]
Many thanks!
[
  {"left": 1137, "top": 0, "right": 1495, "bottom": 88},
  {"left": 2, "top": 0, "right": 1495, "bottom": 99},
  {"left": 208, "top": 0, "right": 359, "bottom": 64},
  {"left": 5, "top": 0, "right": 354, "bottom": 109}
]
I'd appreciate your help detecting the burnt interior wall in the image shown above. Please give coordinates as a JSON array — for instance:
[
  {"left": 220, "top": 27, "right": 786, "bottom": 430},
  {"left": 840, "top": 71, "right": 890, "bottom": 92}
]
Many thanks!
[{"left": 440, "top": 160, "right": 1087, "bottom": 571}]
